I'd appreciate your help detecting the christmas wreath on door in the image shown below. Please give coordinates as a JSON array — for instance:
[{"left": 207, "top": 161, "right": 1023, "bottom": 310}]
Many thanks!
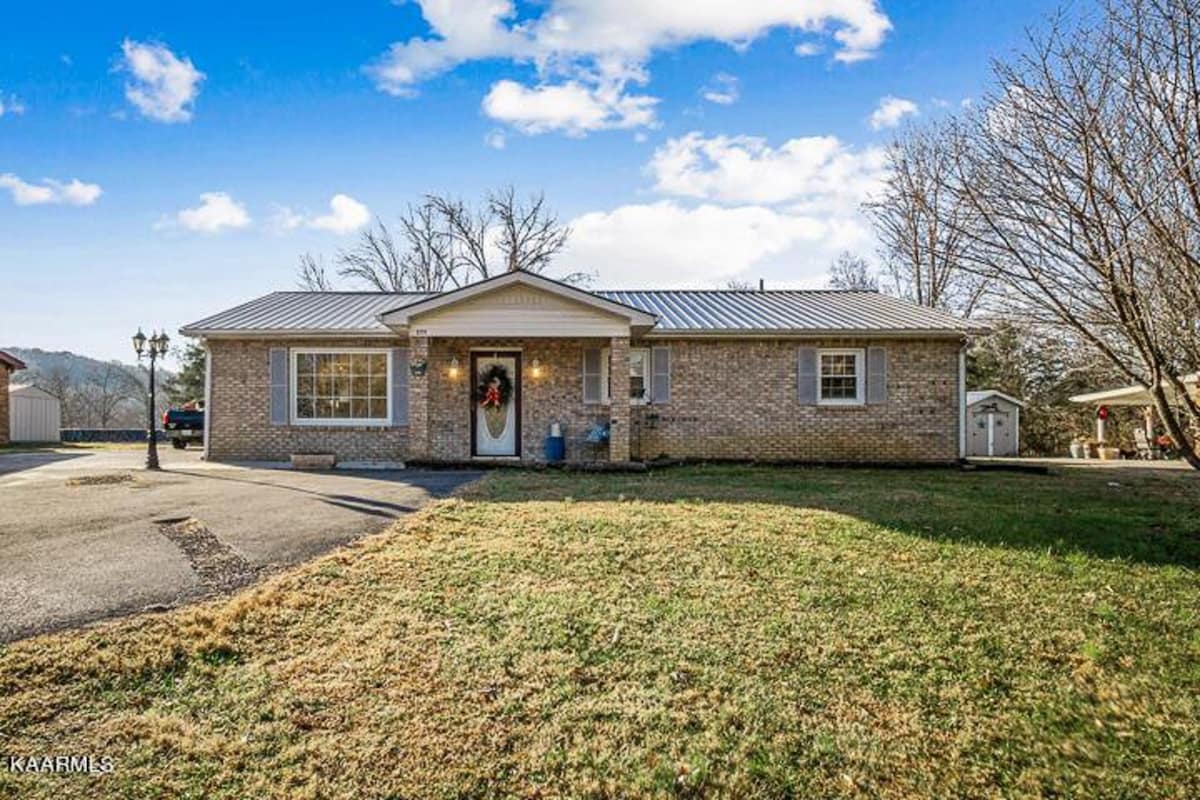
[{"left": 477, "top": 363, "right": 514, "bottom": 439}]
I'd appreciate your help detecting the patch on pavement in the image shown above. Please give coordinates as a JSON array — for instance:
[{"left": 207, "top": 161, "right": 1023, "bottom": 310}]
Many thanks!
[
  {"left": 156, "top": 517, "right": 257, "bottom": 591},
  {"left": 65, "top": 473, "right": 136, "bottom": 487}
]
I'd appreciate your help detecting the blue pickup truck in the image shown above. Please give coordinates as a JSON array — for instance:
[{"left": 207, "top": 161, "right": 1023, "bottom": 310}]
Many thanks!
[{"left": 163, "top": 405, "right": 204, "bottom": 449}]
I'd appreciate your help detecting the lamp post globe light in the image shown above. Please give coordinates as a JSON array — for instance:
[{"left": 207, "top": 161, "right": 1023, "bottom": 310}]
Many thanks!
[{"left": 133, "top": 328, "right": 170, "bottom": 470}]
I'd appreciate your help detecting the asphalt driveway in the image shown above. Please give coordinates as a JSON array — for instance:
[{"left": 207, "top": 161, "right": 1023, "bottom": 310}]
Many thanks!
[{"left": 0, "top": 447, "right": 479, "bottom": 641}]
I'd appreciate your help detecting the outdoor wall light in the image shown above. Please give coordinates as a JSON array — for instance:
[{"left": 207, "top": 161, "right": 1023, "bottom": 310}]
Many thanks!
[
  {"left": 531, "top": 358, "right": 543, "bottom": 378},
  {"left": 449, "top": 357, "right": 460, "bottom": 378},
  {"left": 409, "top": 358, "right": 428, "bottom": 377}
]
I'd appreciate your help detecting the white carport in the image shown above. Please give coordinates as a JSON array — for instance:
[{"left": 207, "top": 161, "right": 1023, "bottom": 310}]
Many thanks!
[
  {"left": 1069, "top": 374, "right": 1198, "bottom": 444},
  {"left": 9, "top": 384, "right": 61, "bottom": 443}
]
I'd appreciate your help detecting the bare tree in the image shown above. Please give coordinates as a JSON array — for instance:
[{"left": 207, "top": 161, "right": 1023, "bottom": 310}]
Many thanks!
[
  {"left": 297, "top": 252, "right": 333, "bottom": 291},
  {"left": 490, "top": 187, "right": 572, "bottom": 274},
  {"left": 77, "top": 363, "right": 141, "bottom": 428},
  {"left": 826, "top": 252, "right": 880, "bottom": 291},
  {"left": 863, "top": 123, "right": 986, "bottom": 314},
  {"left": 335, "top": 218, "right": 406, "bottom": 292},
  {"left": 300, "top": 188, "right": 580, "bottom": 291},
  {"left": 940, "top": 0, "right": 1200, "bottom": 467}
]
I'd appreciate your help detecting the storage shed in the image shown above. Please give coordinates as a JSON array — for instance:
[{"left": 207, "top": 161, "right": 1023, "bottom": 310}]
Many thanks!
[
  {"left": 966, "top": 390, "right": 1024, "bottom": 457},
  {"left": 9, "top": 384, "right": 62, "bottom": 443}
]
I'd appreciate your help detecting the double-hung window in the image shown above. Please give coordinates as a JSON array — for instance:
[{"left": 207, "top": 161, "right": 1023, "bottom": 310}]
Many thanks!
[
  {"left": 598, "top": 347, "right": 651, "bottom": 404},
  {"left": 292, "top": 349, "right": 390, "bottom": 425},
  {"left": 818, "top": 349, "right": 865, "bottom": 405}
]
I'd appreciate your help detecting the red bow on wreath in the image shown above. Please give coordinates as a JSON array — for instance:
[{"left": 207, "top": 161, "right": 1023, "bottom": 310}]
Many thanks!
[{"left": 480, "top": 385, "right": 502, "bottom": 409}]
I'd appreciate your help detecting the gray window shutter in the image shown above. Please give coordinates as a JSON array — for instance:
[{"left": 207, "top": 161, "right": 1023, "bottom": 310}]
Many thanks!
[
  {"left": 391, "top": 348, "right": 409, "bottom": 425},
  {"left": 651, "top": 346, "right": 671, "bottom": 404},
  {"left": 269, "top": 348, "right": 289, "bottom": 426},
  {"left": 583, "top": 348, "right": 603, "bottom": 404},
  {"left": 867, "top": 346, "right": 887, "bottom": 404},
  {"left": 797, "top": 347, "right": 818, "bottom": 405}
]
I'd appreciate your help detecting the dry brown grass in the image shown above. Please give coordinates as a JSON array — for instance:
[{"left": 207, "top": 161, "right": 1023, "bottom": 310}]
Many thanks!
[{"left": 1, "top": 465, "right": 1198, "bottom": 798}]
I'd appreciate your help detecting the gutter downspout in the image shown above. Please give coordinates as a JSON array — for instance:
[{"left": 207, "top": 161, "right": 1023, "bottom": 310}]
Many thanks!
[
  {"left": 202, "top": 341, "right": 212, "bottom": 461},
  {"left": 958, "top": 341, "right": 967, "bottom": 460}
]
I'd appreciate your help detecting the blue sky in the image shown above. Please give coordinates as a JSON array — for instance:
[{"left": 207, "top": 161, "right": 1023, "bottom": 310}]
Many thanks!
[{"left": 1, "top": 0, "right": 1057, "bottom": 363}]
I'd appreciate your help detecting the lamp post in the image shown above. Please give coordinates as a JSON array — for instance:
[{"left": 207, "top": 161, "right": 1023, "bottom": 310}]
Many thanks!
[{"left": 133, "top": 328, "right": 170, "bottom": 470}]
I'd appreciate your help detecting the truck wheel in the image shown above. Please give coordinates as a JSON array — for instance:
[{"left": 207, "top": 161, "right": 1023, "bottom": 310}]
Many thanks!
[{"left": 172, "top": 439, "right": 188, "bottom": 450}]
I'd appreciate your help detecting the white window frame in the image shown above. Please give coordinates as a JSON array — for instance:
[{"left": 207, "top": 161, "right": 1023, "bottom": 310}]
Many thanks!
[
  {"left": 817, "top": 348, "right": 865, "bottom": 406},
  {"left": 291, "top": 347, "right": 392, "bottom": 427},
  {"left": 598, "top": 347, "right": 651, "bottom": 405}
]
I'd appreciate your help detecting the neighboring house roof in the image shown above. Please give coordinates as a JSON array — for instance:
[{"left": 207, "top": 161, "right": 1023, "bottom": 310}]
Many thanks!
[
  {"left": 0, "top": 350, "right": 26, "bottom": 371},
  {"left": 182, "top": 274, "right": 985, "bottom": 338},
  {"left": 967, "top": 390, "right": 1025, "bottom": 407}
]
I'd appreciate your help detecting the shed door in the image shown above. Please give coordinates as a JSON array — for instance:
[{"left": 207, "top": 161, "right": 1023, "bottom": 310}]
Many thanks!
[
  {"left": 968, "top": 409, "right": 991, "bottom": 456},
  {"left": 990, "top": 409, "right": 1016, "bottom": 456}
]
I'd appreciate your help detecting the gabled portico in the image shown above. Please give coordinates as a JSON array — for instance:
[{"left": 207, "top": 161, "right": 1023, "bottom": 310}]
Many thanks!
[{"left": 378, "top": 271, "right": 658, "bottom": 464}]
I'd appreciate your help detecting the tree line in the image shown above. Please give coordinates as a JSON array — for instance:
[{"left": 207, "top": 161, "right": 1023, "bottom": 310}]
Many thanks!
[{"left": 847, "top": 0, "right": 1200, "bottom": 466}]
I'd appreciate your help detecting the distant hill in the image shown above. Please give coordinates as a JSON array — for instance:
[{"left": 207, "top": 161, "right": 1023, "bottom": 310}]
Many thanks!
[
  {"left": 2, "top": 347, "right": 175, "bottom": 428},
  {"left": 3, "top": 347, "right": 175, "bottom": 387}
]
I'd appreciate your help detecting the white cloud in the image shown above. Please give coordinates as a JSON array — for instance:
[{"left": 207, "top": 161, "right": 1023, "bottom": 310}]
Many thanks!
[
  {"left": 308, "top": 194, "right": 371, "bottom": 234},
  {"left": 701, "top": 73, "right": 740, "bottom": 105},
  {"left": 0, "top": 92, "right": 27, "bottom": 117},
  {"left": 869, "top": 95, "right": 919, "bottom": 130},
  {"left": 484, "top": 129, "right": 507, "bottom": 149},
  {"left": 647, "top": 132, "right": 887, "bottom": 210},
  {"left": 561, "top": 200, "right": 872, "bottom": 287},
  {"left": 558, "top": 127, "right": 887, "bottom": 287},
  {"left": 0, "top": 174, "right": 102, "bottom": 206},
  {"left": 793, "top": 41, "right": 823, "bottom": 57},
  {"left": 482, "top": 78, "right": 657, "bottom": 135},
  {"left": 369, "top": 1, "right": 891, "bottom": 136},
  {"left": 168, "top": 192, "right": 251, "bottom": 233},
  {"left": 119, "top": 39, "right": 205, "bottom": 123},
  {"left": 272, "top": 194, "right": 371, "bottom": 235}
]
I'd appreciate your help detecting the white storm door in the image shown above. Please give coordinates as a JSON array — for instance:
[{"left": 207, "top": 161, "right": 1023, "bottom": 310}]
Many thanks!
[{"left": 473, "top": 353, "right": 520, "bottom": 457}]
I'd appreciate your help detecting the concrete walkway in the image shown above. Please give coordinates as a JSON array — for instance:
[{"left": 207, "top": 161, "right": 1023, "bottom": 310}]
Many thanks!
[
  {"left": 0, "top": 447, "right": 479, "bottom": 641},
  {"left": 968, "top": 456, "right": 1192, "bottom": 471}
]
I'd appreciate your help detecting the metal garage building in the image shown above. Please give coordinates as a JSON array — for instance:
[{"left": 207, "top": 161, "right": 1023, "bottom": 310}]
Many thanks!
[{"left": 9, "top": 384, "right": 61, "bottom": 443}]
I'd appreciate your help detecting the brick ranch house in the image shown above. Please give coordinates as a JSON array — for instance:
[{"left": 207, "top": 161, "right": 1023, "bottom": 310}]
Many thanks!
[
  {"left": 181, "top": 271, "right": 986, "bottom": 466},
  {"left": 0, "top": 350, "right": 27, "bottom": 447}
]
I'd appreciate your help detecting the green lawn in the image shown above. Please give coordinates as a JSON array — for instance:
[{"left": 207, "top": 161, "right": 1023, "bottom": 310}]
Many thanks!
[{"left": 1, "top": 466, "right": 1198, "bottom": 798}]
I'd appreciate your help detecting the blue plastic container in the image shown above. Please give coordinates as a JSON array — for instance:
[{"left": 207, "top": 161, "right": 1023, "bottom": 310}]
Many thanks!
[{"left": 544, "top": 435, "right": 566, "bottom": 462}]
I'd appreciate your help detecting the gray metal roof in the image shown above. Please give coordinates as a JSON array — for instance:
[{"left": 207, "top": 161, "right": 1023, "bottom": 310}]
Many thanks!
[
  {"left": 183, "top": 288, "right": 981, "bottom": 337},
  {"left": 597, "top": 290, "right": 980, "bottom": 334},
  {"left": 181, "top": 292, "right": 432, "bottom": 335}
]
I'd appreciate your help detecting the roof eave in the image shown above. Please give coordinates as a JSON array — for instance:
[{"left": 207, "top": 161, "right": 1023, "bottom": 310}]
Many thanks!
[
  {"left": 641, "top": 328, "right": 980, "bottom": 339},
  {"left": 0, "top": 351, "right": 26, "bottom": 370},
  {"left": 179, "top": 328, "right": 397, "bottom": 339}
]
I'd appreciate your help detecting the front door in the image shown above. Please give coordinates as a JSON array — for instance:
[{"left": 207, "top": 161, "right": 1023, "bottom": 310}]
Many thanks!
[{"left": 471, "top": 351, "right": 521, "bottom": 457}]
